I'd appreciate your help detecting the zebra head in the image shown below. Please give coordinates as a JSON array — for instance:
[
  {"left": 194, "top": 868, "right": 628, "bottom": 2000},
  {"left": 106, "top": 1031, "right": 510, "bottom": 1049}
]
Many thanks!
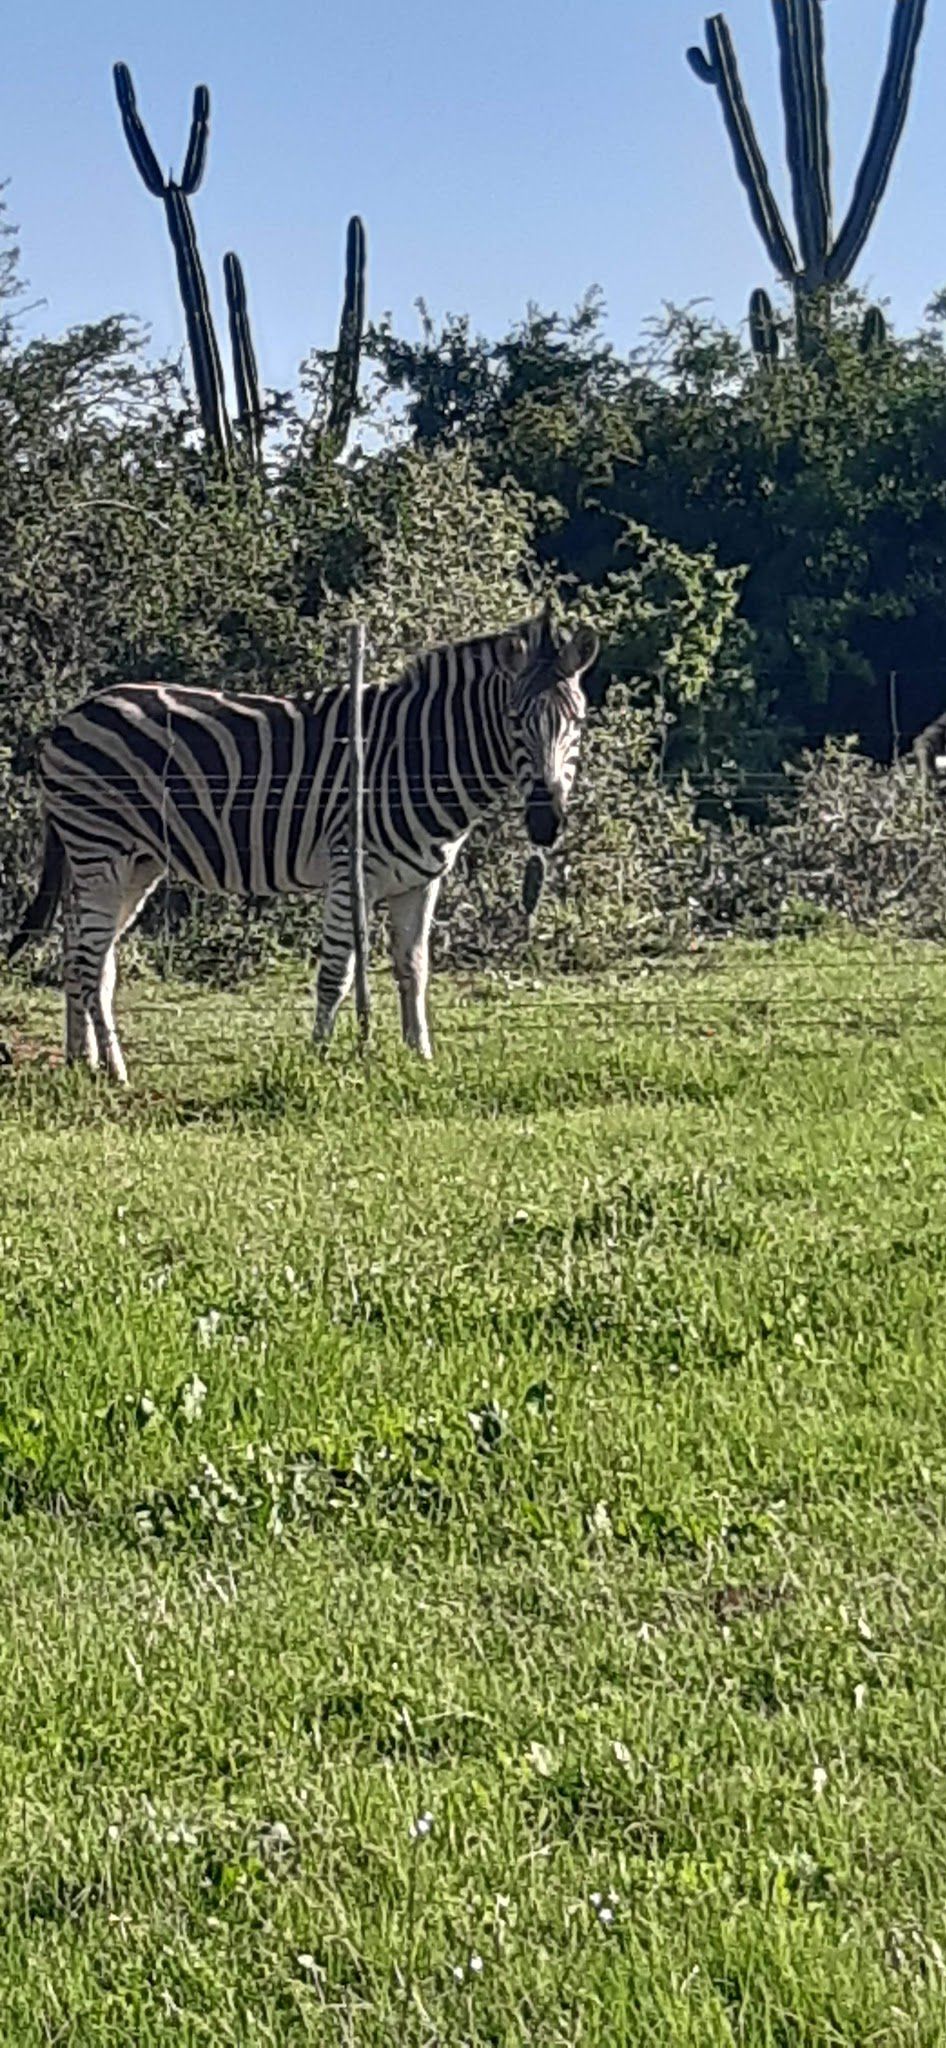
[{"left": 500, "top": 607, "right": 600, "bottom": 848}]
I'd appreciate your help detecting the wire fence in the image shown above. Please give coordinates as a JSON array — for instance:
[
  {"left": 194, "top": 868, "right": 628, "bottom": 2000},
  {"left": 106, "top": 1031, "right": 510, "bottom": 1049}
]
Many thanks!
[
  {"left": 9, "top": 647, "right": 946, "bottom": 1079},
  {"left": 4, "top": 991, "right": 945, "bottom": 1091}
]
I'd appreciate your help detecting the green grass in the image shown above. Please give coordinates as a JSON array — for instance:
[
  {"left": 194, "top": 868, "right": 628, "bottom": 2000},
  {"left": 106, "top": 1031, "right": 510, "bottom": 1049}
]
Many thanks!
[{"left": 2, "top": 936, "right": 946, "bottom": 2044}]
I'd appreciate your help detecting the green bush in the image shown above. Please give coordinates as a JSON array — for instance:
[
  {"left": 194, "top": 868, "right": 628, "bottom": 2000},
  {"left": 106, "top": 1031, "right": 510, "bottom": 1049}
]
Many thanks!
[{"left": 0, "top": 223, "right": 748, "bottom": 979}]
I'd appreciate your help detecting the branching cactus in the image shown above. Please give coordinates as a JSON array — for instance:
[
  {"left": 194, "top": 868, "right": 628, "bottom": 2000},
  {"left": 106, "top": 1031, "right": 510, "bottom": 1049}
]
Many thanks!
[
  {"left": 324, "top": 216, "right": 367, "bottom": 453},
  {"left": 113, "top": 62, "right": 232, "bottom": 465},
  {"left": 688, "top": 1, "right": 927, "bottom": 354},
  {"left": 223, "top": 253, "right": 264, "bottom": 470}
]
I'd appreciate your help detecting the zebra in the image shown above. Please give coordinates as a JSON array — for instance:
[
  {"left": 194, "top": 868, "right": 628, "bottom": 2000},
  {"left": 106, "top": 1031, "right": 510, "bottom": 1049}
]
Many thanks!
[{"left": 7, "top": 606, "right": 599, "bottom": 1081}]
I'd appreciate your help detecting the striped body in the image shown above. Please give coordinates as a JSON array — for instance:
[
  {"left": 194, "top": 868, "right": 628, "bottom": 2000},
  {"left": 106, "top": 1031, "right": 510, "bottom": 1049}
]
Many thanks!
[
  {"left": 12, "top": 613, "right": 599, "bottom": 1080},
  {"left": 43, "top": 654, "right": 519, "bottom": 901}
]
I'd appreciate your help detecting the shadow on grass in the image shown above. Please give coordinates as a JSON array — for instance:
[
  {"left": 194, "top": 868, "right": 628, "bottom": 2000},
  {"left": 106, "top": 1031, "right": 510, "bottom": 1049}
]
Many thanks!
[
  {"left": 0, "top": 1019, "right": 757, "bottom": 1133},
  {"left": 205, "top": 1040, "right": 754, "bottom": 1130}
]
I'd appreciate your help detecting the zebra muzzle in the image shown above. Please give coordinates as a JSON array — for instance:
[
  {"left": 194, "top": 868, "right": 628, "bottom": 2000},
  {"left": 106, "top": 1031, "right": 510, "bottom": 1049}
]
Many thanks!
[{"left": 525, "top": 784, "right": 560, "bottom": 849}]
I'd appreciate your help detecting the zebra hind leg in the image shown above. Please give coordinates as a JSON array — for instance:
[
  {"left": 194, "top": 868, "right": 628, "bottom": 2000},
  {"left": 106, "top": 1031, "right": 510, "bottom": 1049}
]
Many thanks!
[
  {"left": 313, "top": 871, "right": 357, "bottom": 1048},
  {"left": 62, "top": 873, "right": 99, "bottom": 1071},
  {"left": 71, "top": 859, "right": 162, "bottom": 1083},
  {"left": 313, "top": 944, "right": 356, "bottom": 1048},
  {"left": 387, "top": 878, "right": 441, "bottom": 1060}
]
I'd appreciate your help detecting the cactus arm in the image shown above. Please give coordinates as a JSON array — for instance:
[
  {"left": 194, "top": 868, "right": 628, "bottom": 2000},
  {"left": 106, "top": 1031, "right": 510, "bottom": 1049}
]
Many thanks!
[
  {"left": 166, "top": 186, "right": 232, "bottom": 464},
  {"left": 826, "top": 0, "right": 927, "bottom": 285},
  {"left": 686, "top": 46, "right": 716, "bottom": 83},
  {"left": 224, "top": 252, "right": 264, "bottom": 469},
  {"left": 749, "top": 286, "right": 781, "bottom": 363},
  {"left": 112, "top": 60, "right": 232, "bottom": 465},
  {"left": 326, "top": 215, "right": 367, "bottom": 448},
  {"left": 860, "top": 305, "right": 888, "bottom": 354},
  {"left": 350, "top": 215, "right": 366, "bottom": 344},
  {"left": 113, "top": 62, "right": 165, "bottom": 196},
  {"left": 689, "top": 16, "right": 798, "bottom": 280},
  {"left": 181, "top": 85, "right": 211, "bottom": 196},
  {"left": 773, "top": 0, "right": 832, "bottom": 280}
]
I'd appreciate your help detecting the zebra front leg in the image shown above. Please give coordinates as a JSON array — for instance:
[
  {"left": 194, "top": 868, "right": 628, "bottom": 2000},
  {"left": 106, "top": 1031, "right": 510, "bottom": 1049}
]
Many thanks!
[
  {"left": 313, "top": 873, "right": 357, "bottom": 1047},
  {"left": 387, "top": 878, "right": 440, "bottom": 1060}
]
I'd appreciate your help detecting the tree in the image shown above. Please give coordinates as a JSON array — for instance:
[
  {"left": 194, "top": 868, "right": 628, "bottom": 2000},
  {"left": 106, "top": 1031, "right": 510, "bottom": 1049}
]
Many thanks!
[{"left": 369, "top": 290, "right": 946, "bottom": 755}]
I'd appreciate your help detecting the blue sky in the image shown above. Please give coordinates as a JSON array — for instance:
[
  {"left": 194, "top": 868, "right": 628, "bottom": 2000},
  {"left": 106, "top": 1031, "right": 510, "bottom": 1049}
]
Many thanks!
[{"left": 2, "top": 0, "right": 944, "bottom": 394}]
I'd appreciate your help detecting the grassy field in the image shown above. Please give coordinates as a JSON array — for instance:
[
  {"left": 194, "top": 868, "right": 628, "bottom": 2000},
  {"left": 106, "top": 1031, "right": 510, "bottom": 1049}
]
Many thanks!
[{"left": 2, "top": 936, "right": 946, "bottom": 2045}]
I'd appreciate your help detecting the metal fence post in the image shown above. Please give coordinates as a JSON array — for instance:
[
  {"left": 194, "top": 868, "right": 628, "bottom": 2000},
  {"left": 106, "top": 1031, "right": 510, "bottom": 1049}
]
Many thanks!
[
  {"left": 889, "top": 670, "right": 900, "bottom": 766},
  {"left": 348, "top": 621, "right": 371, "bottom": 1045}
]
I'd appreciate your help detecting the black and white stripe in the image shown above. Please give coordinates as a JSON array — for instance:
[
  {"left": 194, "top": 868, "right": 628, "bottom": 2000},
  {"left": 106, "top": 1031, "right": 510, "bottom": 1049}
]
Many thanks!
[{"left": 9, "top": 608, "right": 599, "bottom": 1078}]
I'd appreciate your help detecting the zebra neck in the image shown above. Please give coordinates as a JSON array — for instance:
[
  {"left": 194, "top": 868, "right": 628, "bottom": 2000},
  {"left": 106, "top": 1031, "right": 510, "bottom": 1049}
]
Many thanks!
[{"left": 415, "top": 661, "right": 518, "bottom": 829}]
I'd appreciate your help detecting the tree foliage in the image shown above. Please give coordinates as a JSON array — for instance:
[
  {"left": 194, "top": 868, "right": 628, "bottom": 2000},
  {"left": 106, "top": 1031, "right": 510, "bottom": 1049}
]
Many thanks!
[
  {"left": 369, "top": 290, "right": 946, "bottom": 754},
  {"left": 0, "top": 226, "right": 746, "bottom": 959},
  {"left": 9, "top": 193, "right": 946, "bottom": 980}
]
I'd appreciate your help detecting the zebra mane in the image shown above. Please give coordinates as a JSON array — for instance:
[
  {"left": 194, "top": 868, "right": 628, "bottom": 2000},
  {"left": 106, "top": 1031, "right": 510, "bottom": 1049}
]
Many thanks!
[{"left": 399, "top": 612, "right": 544, "bottom": 689}]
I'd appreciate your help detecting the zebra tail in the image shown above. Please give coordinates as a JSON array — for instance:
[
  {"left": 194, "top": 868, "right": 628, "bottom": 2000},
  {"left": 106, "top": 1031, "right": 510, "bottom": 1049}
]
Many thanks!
[{"left": 7, "top": 825, "right": 65, "bottom": 962}]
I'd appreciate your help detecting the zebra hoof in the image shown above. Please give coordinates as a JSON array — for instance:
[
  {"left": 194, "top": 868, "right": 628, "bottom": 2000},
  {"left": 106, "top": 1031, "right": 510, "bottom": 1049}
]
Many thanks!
[{"left": 522, "top": 852, "right": 547, "bottom": 917}]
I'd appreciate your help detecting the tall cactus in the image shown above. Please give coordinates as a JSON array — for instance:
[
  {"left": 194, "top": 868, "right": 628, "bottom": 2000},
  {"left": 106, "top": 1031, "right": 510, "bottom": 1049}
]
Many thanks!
[
  {"left": 325, "top": 216, "right": 367, "bottom": 451},
  {"left": 224, "top": 222, "right": 367, "bottom": 471},
  {"left": 113, "top": 62, "right": 232, "bottom": 465},
  {"left": 223, "top": 253, "right": 264, "bottom": 470},
  {"left": 687, "top": 0, "right": 927, "bottom": 353}
]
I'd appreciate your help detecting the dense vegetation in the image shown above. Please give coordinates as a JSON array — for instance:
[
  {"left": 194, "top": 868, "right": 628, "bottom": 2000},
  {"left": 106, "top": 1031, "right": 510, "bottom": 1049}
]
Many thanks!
[
  {"left": 1, "top": 941, "right": 946, "bottom": 2042},
  {"left": 4, "top": 193, "right": 946, "bottom": 976},
  {"left": 370, "top": 288, "right": 946, "bottom": 755}
]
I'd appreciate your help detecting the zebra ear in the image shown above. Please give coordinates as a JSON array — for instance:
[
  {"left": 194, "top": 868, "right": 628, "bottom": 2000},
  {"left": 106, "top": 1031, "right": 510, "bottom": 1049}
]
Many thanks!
[
  {"left": 538, "top": 597, "right": 557, "bottom": 657},
  {"left": 557, "top": 626, "right": 600, "bottom": 683},
  {"left": 497, "top": 631, "right": 530, "bottom": 675}
]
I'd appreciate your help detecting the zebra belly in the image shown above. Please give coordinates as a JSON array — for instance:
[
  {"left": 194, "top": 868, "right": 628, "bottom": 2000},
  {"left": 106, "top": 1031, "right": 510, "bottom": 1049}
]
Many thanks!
[{"left": 363, "top": 840, "right": 466, "bottom": 900}]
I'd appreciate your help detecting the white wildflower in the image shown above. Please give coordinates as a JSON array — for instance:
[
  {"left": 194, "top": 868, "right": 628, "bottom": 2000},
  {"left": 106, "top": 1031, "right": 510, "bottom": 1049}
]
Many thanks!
[
  {"left": 178, "top": 1374, "right": 207, "bottom": 1423},
  {"left": 164, "top": 1819, "right": 198, "bottom": 1847},
  {"left": 590, "top": 1888, "right": 619, "bottom": 1926},
  {"left": 259, "top": 1819, "right": 292, "bottom": 1859}
]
